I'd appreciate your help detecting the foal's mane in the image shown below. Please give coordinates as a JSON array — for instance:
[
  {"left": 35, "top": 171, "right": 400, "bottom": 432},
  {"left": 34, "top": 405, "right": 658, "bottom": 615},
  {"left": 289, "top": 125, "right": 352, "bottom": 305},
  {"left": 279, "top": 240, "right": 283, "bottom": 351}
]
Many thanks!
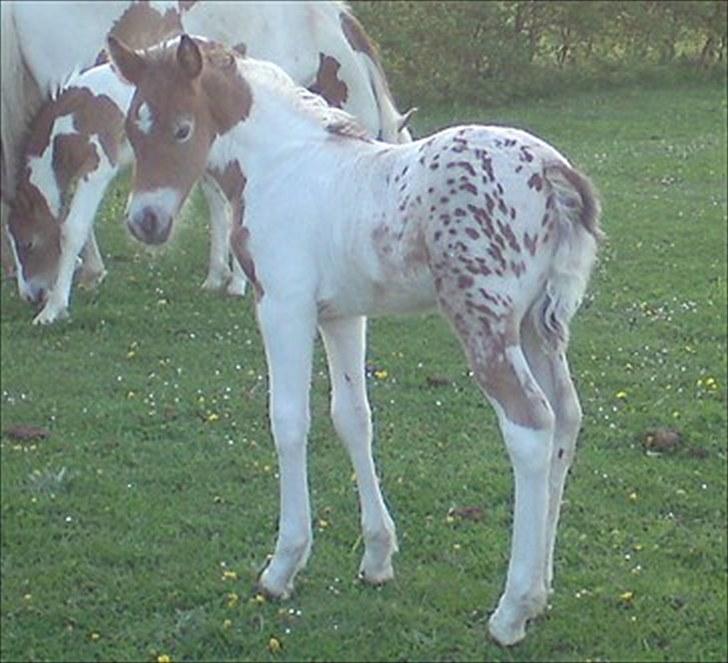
[{"left": 239, "top": 54, "right": 372, "bottom": 142}]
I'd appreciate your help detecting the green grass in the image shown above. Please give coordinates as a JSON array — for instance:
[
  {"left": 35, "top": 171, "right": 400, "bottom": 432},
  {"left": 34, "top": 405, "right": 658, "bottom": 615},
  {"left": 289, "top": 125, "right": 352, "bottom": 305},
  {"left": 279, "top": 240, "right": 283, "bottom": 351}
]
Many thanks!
[{"left": 1, "top": 80, "right": 726, "bottom": 662}]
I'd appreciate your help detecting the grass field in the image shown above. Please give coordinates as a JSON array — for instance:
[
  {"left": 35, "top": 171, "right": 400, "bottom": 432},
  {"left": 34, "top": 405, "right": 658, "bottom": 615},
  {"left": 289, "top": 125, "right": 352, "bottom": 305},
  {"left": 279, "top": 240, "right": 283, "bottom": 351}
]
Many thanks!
[{"left": 1, "top": 79, "right": 726, "bottom": 662}]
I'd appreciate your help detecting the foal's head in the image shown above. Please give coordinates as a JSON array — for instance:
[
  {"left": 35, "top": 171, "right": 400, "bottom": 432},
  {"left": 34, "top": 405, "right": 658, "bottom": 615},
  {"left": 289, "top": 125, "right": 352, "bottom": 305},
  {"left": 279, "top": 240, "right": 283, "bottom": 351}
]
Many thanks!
[
  {"left": 108, "top": 35, "right": 250, "bottom": 245},
  {"left": 6, "top": 184, "right": 60, "bottom": 304}
]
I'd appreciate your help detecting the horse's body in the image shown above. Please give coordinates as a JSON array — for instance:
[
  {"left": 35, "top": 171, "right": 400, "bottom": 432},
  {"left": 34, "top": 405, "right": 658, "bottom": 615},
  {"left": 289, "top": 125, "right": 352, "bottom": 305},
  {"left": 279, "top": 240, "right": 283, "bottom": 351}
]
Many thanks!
[
  {"left": 109, "top": 36, "right": 602, "bottom": 646},
  {"left": 2, "top": 1, "right": 412, "bottom": 322}
]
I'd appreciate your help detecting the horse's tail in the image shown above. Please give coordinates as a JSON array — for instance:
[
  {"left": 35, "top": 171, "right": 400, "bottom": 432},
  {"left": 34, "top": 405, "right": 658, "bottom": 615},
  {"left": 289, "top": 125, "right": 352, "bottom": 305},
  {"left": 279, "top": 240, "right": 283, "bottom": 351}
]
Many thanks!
[
  {"left": 339, "top": 8, "right": 412, "bottom": 144},
  {"left": 531, "top": 162, "right": 603, "bottom": 351}
]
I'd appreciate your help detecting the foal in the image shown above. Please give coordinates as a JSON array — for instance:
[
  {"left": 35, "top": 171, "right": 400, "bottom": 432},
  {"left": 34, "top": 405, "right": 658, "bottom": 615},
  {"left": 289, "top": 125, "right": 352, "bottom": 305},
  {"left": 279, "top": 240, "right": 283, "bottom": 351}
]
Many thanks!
[{"left": 109, "top": 35, "right": 602, "bottom": 646}]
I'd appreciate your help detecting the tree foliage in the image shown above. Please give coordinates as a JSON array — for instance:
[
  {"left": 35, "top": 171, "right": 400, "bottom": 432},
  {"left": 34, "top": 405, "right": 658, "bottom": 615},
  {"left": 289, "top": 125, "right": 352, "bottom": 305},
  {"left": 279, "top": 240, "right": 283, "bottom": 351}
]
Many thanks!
[{"left": 351, "top": 1, "right": 727, "bottom": 107}]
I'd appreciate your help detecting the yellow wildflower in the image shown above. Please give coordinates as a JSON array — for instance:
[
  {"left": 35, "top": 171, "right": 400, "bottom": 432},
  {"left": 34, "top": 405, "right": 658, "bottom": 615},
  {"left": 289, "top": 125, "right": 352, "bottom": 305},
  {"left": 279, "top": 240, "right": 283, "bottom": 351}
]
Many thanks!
[
  {"left": 268, "top": 636, "right": 282, "bottom": 653},
  {"left": 222, "top": 570, "right": 238, "bottom": 581}
]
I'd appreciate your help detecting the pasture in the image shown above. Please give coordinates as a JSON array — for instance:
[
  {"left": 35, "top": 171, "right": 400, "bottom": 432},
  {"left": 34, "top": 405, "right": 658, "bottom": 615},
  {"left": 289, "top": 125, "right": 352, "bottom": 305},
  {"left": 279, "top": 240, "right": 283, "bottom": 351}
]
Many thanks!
[{"left": 1, "top": 79, "right": 726, "bottom": 662}]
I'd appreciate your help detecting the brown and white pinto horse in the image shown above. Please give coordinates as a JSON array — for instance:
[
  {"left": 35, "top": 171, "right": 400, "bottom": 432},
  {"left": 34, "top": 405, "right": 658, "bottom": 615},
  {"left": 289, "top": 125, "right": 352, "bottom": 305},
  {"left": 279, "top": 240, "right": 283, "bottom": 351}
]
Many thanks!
[
  {"left": 109, "top": 35, "right": 603, "bottom": 646},
  {"left": 1, "top": 0, "right": 413, "bottom": 281}
]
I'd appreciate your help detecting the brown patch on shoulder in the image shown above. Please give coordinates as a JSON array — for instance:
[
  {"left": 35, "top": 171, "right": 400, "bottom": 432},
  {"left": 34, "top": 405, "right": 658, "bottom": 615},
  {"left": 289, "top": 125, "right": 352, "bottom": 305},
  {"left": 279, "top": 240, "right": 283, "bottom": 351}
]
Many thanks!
[
  {"left": 110, "top": 3, "right": 183, "bottom": 50},
  {"left": 178, "top": 0, "right": 198, "bottom": 11},
  {"left": 230, "top": 225, "right": 263, "bottom": 302},
  {"left": 232, "top": 43, "right": 247, "bottom": 57},
  {"left": 308, "top": 54, "right": 348, "bottom": 109}
]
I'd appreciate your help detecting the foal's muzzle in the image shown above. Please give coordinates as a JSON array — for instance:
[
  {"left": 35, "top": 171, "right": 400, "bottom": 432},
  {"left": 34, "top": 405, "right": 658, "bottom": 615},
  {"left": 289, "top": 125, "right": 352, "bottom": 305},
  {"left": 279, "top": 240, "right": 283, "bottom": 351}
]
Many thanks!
[{"left": 128, "top": 207, "right": 173, "bottom": 245}]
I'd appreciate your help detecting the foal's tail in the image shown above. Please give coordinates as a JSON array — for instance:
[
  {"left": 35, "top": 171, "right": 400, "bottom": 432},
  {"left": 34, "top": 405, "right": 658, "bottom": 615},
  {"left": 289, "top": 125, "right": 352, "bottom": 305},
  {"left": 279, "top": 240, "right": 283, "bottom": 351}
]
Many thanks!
[{"left": 531, "top": 163, "right": 603, "bottom": 351}]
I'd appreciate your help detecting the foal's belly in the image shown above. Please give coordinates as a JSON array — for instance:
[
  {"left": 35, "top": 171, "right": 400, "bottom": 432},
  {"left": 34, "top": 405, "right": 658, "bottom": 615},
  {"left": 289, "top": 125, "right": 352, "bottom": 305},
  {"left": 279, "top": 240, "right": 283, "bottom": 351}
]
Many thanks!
[{"left": 317, "top": 267, "right": 437, "bottom": 320}]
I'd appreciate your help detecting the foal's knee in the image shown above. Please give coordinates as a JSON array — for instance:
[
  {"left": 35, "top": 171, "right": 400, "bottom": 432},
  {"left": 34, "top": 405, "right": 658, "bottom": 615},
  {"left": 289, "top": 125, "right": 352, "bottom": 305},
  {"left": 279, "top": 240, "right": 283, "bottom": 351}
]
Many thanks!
[{"left": 271, "top": 404, "right": 310, "bottom": 453}]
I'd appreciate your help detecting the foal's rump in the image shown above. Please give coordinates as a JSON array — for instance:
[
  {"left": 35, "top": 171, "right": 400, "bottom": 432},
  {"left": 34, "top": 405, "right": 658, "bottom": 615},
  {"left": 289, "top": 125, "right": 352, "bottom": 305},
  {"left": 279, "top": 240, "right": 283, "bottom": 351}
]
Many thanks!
[{"left": 419, "top": 125, "right": 601, "bottom": 348}]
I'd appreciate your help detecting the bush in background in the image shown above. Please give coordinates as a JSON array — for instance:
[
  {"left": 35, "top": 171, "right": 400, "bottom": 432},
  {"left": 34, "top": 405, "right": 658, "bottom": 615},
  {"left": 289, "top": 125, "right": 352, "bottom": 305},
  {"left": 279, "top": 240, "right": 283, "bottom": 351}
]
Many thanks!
[{"left": 352, "top": 0, "right": 728, "bottom": 108}]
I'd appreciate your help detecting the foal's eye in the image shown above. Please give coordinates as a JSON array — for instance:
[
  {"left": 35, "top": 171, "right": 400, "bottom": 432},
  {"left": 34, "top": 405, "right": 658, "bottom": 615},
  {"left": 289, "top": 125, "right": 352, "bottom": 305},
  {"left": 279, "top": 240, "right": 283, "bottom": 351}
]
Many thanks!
[{"left": 174, "top": 120, "right": 193, "bottom": 143}]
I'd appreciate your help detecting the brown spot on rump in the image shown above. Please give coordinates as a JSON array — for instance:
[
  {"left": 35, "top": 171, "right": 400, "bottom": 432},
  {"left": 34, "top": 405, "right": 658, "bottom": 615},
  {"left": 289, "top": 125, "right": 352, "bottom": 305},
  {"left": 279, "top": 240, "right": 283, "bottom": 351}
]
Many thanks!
[
  {"left": 527, "top": 172, "right": 543, "bottom": 191},
  {"left": 110, "top": 2, "right": 183, "bottom": 51},
  {"left": 523, "top": 232, "right": 539, "bottom": 257},
  {"left": 230, "top": 224, "right": 264, "bottom": 302},
  {"left": 308, "top": 54, "right": 348, "bottom": 109}
]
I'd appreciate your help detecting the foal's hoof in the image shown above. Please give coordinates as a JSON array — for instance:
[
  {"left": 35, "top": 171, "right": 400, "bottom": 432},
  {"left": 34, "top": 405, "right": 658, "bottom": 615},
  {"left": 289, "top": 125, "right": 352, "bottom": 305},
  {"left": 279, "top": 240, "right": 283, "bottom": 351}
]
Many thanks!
[
  {"left": 78, "top": 268, "right": 107, "bottom": 289},
  {"left": 257, "top": 562, "right": 295, "bottom": 601},
  {"left": 32, "top": 305, "right": 69, "bottom": 326},
  {"left": 358, "top": 563, "right": 395, "bottom": 586},
  {"left": 487, "top": 611, "right": 526, "bottom": 647}
]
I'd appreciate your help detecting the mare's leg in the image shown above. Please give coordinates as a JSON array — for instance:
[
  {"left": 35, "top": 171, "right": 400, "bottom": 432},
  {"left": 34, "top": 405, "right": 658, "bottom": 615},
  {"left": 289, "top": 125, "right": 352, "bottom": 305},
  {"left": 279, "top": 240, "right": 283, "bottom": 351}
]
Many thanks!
[
  {"left": 319, "top": 316, "right": 397, "bottom": 583},
  {"left": 200, "top": 181, "right": 247, "bottom": 295},
  {"left": 520, "top": 318, "right": 583, "bottom": 594},
  {"left": 76, "top": 229, "right": 107, "bottom": 288},
  {"left": 200, "top": 180, "right": 231, "bottom": 292},
  {"left": 34, "top": 174, "right": 111, "bottom": 325},
  {"left": 257, "top": 297, "right": 317, "bottom": 598}
]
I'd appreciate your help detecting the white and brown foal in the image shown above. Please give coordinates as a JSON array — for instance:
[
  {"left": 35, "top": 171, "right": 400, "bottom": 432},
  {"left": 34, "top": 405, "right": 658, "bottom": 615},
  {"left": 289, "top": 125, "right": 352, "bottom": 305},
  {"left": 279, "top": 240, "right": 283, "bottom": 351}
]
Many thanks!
[{"left": 109, "top": 35, "right": 603, "bottom": 646}]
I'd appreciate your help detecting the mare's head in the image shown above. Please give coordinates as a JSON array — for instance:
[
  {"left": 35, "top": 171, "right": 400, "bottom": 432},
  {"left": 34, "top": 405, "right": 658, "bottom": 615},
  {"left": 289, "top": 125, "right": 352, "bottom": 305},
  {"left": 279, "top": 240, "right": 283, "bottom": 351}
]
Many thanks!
[{"left": 108, "top": 34, "right": 251, "bottom": 245}]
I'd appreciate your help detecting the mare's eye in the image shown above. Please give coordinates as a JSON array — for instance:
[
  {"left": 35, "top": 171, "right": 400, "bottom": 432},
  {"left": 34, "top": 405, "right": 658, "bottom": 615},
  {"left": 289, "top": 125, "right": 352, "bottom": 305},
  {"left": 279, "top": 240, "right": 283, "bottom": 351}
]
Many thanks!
[{"left": 174, "top": 120, "right": 193, "bottom": 143}]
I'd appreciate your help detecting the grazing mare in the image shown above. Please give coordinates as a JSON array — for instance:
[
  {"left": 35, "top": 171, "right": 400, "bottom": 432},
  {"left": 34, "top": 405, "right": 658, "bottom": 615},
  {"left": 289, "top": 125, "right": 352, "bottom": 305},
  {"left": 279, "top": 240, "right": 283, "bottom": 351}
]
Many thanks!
[
  {"left": 1, "top": 0, "right": 413, "bottom": 282},
  {"left": 109, "top": 35, "right": 603, "bottom": 646}
]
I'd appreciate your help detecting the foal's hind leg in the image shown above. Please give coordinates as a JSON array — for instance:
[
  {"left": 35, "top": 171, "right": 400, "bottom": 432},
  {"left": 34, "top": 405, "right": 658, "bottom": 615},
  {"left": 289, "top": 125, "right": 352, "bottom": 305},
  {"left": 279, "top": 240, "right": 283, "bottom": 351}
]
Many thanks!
[
  {"left": 441, "top": 302, "right": 554, "bottom": 645},
  {"left": 521, "top": 319, "right": 583, "bottom": 594},
  {"left": 76, "top": 230, "right": 107, "bottom": 288},
  {"left": 319, "top": 316, "right": 397, "bottom": 584}
]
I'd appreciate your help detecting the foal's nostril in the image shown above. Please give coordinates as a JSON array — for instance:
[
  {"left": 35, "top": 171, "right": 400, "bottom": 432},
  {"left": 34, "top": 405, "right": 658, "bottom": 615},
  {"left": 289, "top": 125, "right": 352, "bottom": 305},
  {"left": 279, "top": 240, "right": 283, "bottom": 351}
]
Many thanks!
[{"left": 140, "top": 209, "right": 158, "bottom": 238}]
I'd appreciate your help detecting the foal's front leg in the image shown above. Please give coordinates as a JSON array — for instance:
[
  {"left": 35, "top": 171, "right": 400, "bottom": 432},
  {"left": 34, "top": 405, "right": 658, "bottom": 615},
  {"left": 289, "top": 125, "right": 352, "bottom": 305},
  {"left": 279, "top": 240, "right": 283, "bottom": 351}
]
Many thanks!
[
  {"left": 257, "top": 298, "right": 317, "bottom": 598},
  {"left": 33, "top": 176, "right": 110, "bottom": 325},
  {"left": 319, "top": 316, "right": 397, "bottom": 584}
]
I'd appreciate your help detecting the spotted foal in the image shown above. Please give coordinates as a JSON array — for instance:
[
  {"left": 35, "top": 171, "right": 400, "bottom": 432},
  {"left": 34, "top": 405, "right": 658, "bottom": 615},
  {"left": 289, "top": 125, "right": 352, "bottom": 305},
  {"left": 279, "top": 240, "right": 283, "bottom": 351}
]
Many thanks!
[{"left": 109, "top": 35, "right": 603, "bottom": 646}]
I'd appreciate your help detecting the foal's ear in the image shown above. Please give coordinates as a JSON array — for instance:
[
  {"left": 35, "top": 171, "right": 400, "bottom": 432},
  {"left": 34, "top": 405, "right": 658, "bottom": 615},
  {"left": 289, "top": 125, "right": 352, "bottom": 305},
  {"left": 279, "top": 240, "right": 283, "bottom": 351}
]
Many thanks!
[
  {"left": 107, "top": 35, "right": 146, "bottom": 86},
  {"left": 177, "top": 34, "right": 203, "bottom": 80}
]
